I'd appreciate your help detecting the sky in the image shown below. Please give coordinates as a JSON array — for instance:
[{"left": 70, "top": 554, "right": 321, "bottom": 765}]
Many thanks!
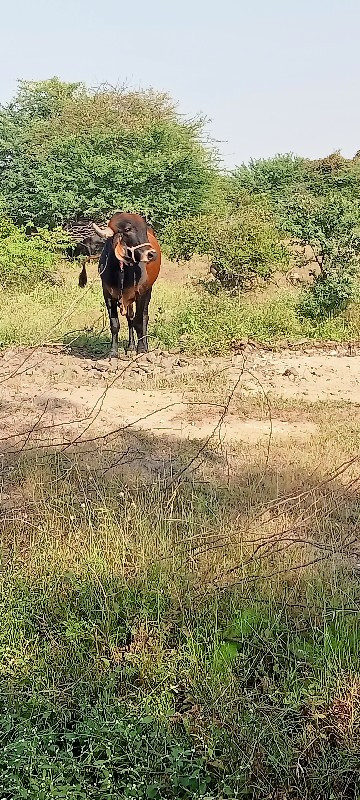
[{"left": 1, "top": 0, "right": 359, "bottom": 168}]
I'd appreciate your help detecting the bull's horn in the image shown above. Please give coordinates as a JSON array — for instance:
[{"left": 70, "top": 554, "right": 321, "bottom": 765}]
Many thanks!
[{"left": 92, "top": 223, "right": 113, "bottom": 238}]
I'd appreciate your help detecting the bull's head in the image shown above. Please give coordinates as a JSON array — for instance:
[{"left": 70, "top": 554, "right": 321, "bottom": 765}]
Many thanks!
[{"left": 92, "top": 213, "right": 157, "bottom": 292}]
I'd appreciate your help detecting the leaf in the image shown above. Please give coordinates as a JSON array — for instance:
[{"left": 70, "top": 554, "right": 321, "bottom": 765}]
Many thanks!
[{"left": 146, "top": 786, "right": 159, "bottom": 798}]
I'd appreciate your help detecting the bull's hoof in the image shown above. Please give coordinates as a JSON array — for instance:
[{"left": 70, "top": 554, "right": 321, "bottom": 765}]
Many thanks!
[{"left": 109, "top": 349, "right": 118, "bottom": 359}]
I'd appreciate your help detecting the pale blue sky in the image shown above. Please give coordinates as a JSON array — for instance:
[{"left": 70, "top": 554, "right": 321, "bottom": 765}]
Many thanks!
[{"left": 1, "top": 0, "right": 359, "bottom": 167}]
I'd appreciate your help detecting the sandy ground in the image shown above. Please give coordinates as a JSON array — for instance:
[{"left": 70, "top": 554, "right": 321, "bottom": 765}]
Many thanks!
[{"left": 0, "top": 343, "right": 359, "bottom": 456}]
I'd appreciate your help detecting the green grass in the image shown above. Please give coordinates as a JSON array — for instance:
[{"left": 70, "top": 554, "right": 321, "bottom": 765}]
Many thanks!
[
  {"left": 153, "top": 286, "right": 360, "bottom": 352},
  {"left": 1, "top": 267, "right": 360, "bottom": 797},
  {"left": 2, "top": 267, "right": 360, "bottom": 355},
  {"left": 0, "top": 410, "right": 359, "bottom": 798}
]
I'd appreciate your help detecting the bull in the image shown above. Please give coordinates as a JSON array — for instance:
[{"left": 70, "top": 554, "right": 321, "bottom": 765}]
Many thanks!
[{"left": 78, "top": 212, "right": 161, "bottom": 356}]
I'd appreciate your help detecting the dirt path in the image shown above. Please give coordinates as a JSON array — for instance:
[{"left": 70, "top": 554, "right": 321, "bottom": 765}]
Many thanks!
[
  {"left": 233, "top": 346, "right": 360, "bottom": 403},
  {"left": 0, "top": 344, "right": 359, "bottom": 453}
]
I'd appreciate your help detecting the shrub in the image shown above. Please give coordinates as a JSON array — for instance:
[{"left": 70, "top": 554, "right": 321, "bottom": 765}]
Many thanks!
[
  {"left": 163, "top": 203, "right": 288, "bottom": 292},
  {"left": 298, "top": 268, "right": 356, "bottom": 320},
  {"left": 290, "top": 193, "right": 360, "bottom": 320},
  {"left": 0, "top": 207, "right": 69, "bottom": 290}
]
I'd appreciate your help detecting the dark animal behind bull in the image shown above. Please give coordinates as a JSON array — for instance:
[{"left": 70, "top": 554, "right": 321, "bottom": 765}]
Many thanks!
[{"left": 65, "top": 218, "right": 105, "bottom": 273}]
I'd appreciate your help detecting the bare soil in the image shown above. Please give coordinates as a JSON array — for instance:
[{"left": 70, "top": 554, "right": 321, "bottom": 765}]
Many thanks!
[{"left": 0, "top": 343, "right": 359, "bottom": 456}]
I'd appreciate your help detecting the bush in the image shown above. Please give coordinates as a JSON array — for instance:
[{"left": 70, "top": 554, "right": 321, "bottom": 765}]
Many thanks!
[
  {"left": 289, "top": 193, "right": 360, "bottom": 320},
  {"left": 0, "top": 208, "right": 69, "bottom": 290},
  {"left": 298, "top": 268, "right": 356, "bottom": 320},
  {"left": 163, "top": 202, "right": 288, "bottom": 292}
]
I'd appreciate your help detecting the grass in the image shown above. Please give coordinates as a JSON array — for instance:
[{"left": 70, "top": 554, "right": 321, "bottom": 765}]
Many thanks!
[
  {"left": 0, "top": 396, "right": 360, "bottom": 798},
  {"left": 2, "top": 262, "right": 360, "bottom": 355},
  {"left": 1, "top": 262, "right": 360, "bottom": 797}
]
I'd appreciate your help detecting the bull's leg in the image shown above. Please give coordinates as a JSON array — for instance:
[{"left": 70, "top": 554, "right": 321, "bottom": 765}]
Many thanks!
[
  {"left": 103, "top": 290, "right": 120, "bottom": 357},
  {"left": 134, "top": 288, "right": 152, "bottom": 354},
  {"left": 126, "top": 303, "right": 136, "bottom": 353}
]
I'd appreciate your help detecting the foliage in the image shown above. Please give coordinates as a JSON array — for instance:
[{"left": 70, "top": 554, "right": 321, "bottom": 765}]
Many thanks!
[
  {"left": 0, "top": 704, "right": 224, "bottom": 799},
  {"left": 231, "top": 152, "right": 309, "bottom": 202},
  {"left": 287, "top": 192, "right": 360, "bottom": 319},
  {"left": 163, "top": 200, "right": 288, "bottom": 292},
  {"left": 307, "top": 150, "right": 360, "bottom": 201},
  {"left": 0, "top": 79, "right": 217, "bottom": 229},
  {"left": 0, "top": 450, "right": 359, "bottom": 799},
  {"left": 231, "top": 153, "right": 360, "bottom": 318},
  {"left": 282, "top": 190, "right": 360, "bottom": 248},
  {"left": 231, "top": 150, "right": 360, "bottom": 232},
  {"left": 298, "top": 268, "right": 357, "bottom": 320},
  {"left": 0, "top": 205, "right": 70, "bottom": 290}
]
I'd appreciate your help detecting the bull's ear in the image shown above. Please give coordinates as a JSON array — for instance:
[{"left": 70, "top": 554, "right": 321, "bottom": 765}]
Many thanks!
[
  {"left": 92, "top": 223, "right": 113, "bottom": 238},
  {"left": 115, "top": 239, "right": 125, "bottom": 262}
]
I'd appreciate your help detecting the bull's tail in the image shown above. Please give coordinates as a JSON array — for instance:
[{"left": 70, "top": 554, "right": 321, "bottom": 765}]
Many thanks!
[{"left": 78, "top": 264, "right": 88, "bottom": 287}]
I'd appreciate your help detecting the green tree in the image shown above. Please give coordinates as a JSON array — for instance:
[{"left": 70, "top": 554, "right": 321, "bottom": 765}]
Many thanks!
[
  {"left": 231, "top": 153, "right": 308, "bottom": 199},
  {"left": 230, "top": 151, "right": 360, "bottom": 232},
  {"left": 230, "top": 151, "right": 360, "bottom": 318},
  {"left": 0, "top": 79, "right": 217, "bottom": 229}
]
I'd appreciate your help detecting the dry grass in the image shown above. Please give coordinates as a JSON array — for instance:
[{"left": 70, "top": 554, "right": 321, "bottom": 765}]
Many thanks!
[
  {"left": 0, "top": 409, "right": 359, "bottom": 795},
  {"left": 0, "top": 263, "right": 360, "bottom": 796},
  {"left": 3, "top": 258, "right": 360, "bottom": 355}
]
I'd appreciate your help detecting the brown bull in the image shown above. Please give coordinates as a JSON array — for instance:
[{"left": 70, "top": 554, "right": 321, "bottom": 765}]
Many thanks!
[{"left": 79, "top": 212, "right": 161, "bottom": 356}]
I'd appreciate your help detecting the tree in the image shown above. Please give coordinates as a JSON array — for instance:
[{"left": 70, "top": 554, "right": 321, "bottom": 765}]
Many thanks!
[
  {"left": 231, "top": 154, "right": 308, "bottom": 198},
  {"left": 0, "top": 79, "right": 217, "bottom": 229},
  {"left": 230, "top": 151, "right": 360, "bottom": 318}
]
